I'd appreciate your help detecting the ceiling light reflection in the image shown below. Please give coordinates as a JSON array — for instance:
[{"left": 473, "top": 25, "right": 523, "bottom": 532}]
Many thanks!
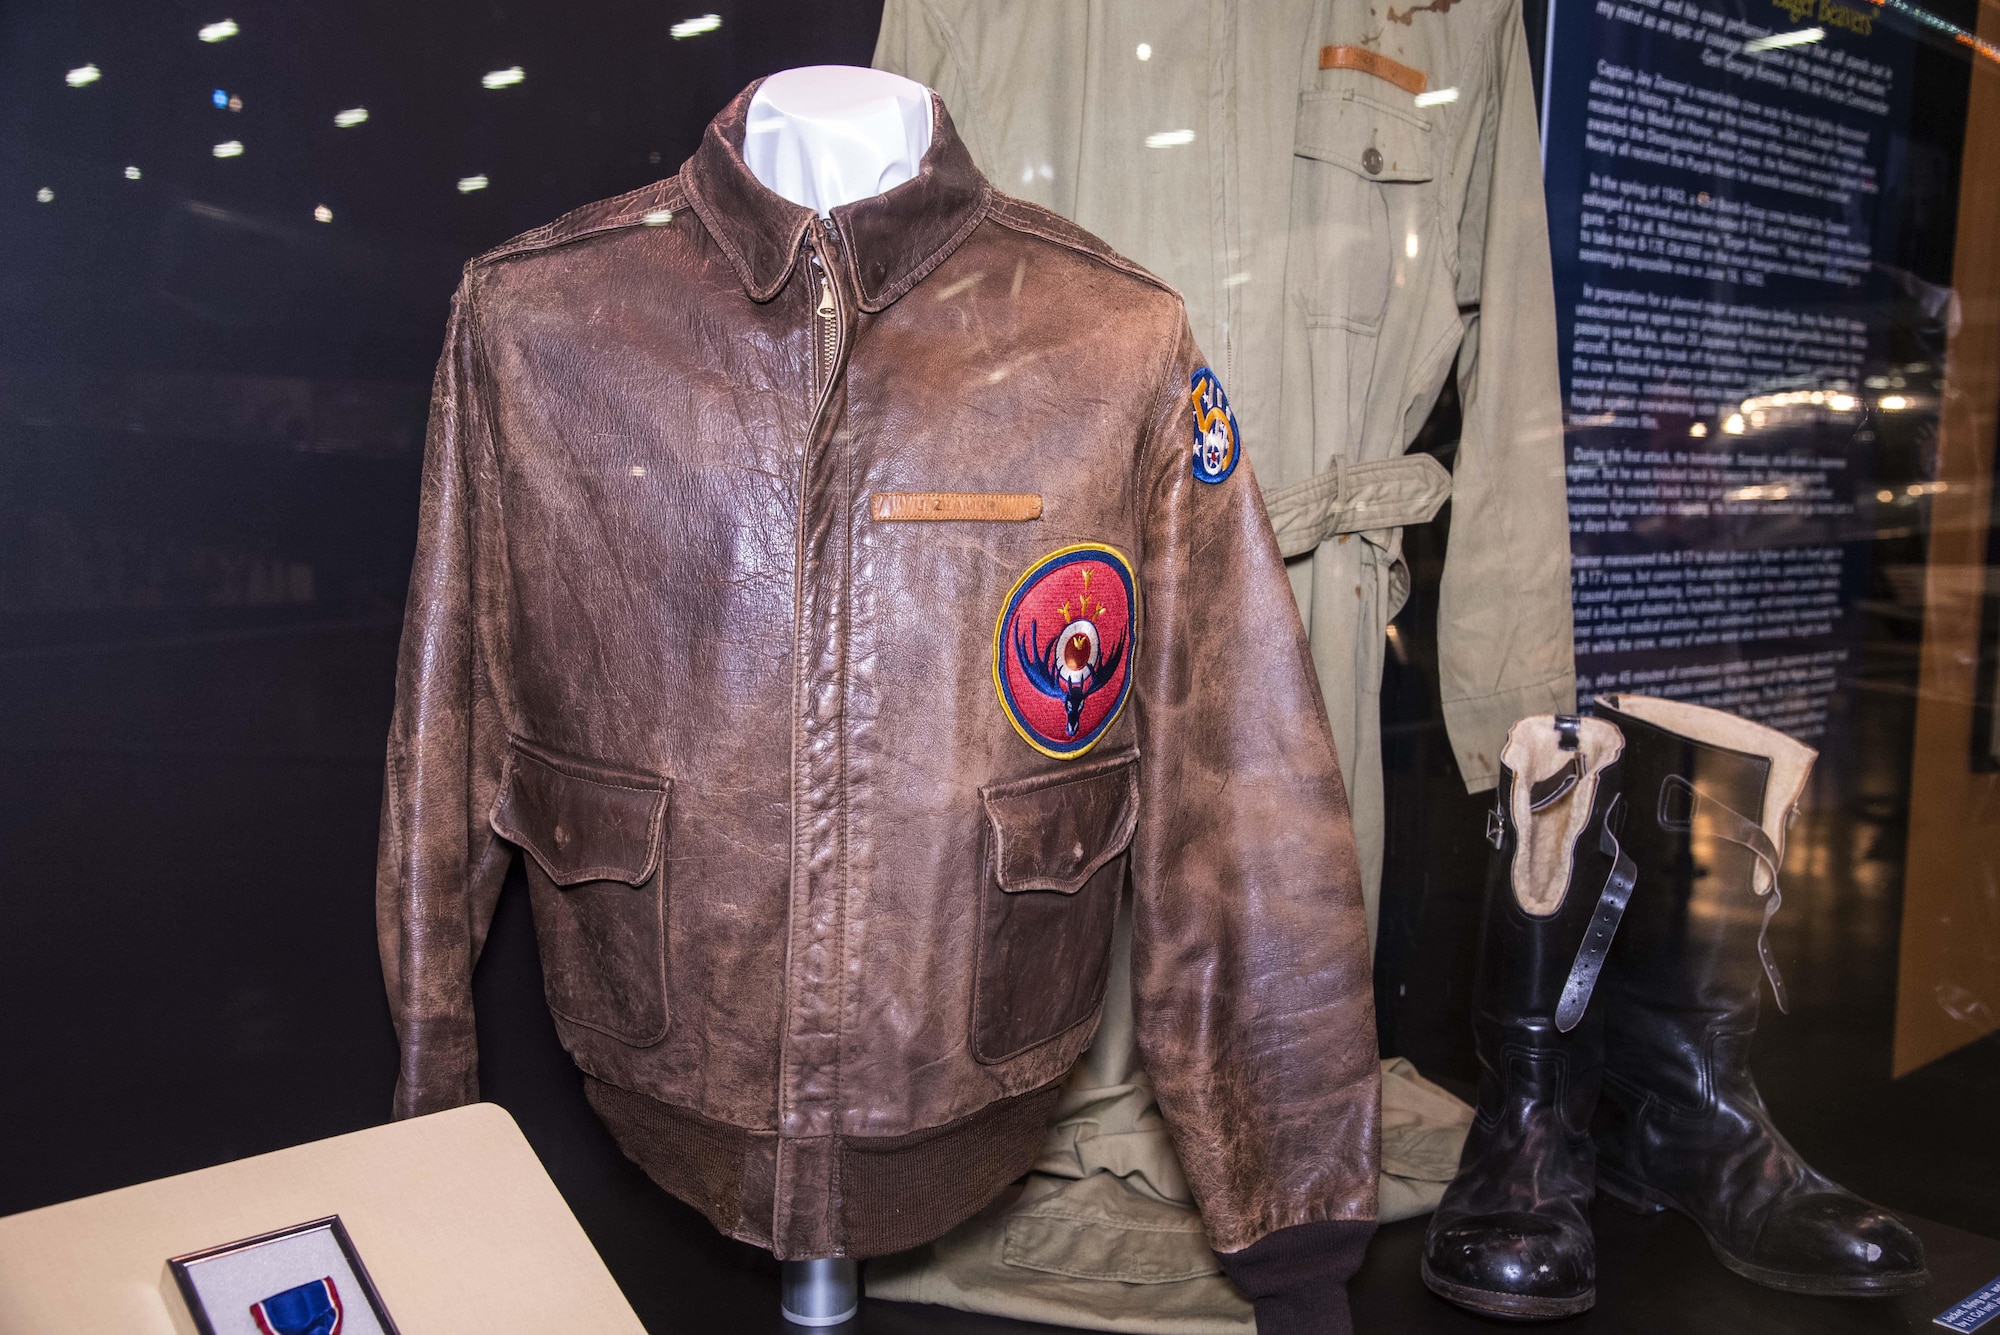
[
  {"left": 671, "top": 13, "right": 723, "bottom": 38},
  {"left": 1743, "top": 26, "right": 1823, "bottom": 51},
  {"left": 66, "top": 64, "right": 101, "bottom": 87},
  {"left": 1145, "top": 129, "right": 1196, "bottom": 147},
  {"left": 36, "top": 187, "right": 54, "bottom": 203},
  {"left": 124, "top": 165, "right": 141, "bottom": 180},
  {"left": 315, "top": 204, "right": 333, "bottom": 222},
  {"left": 334, "top": 107, "right": 369, "bottom": 127},
  {"left": 458, "top": 174, "right": 489, "bottom": 193},
  {"left": 213, "top": 140, "right": 244, "bottom": 158},
  {"left": 481, "top": 67, "right": 525, "bottom": 89},
  {"left": 198, "top": 19, "right": 240, "bottom": 42},
  {"left": 1136, "top": 42, "right": 1153, "bottom": 60},
  {"left": 213, "top": 89, "right": 228, "bottom": 107},
  {"left": 1414, "top": 87, "right": 1459, "bottom": 106},
  {"left": 1880, "top": 394, "right": 1911, "bottom": 411}
]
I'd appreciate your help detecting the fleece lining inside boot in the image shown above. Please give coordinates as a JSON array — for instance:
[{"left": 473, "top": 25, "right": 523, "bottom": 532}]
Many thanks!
[
  {"left": 1595, "top": 694, "right": 1816, "bottom": 895},
  {"left": 1502, "top": 716, "right": 1625, "bottom": 916}
]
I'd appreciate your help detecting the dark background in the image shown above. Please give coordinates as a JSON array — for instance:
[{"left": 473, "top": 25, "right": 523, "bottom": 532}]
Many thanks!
[{"left": 2, "top": 1, "right": 1995, "bottom": 1330}]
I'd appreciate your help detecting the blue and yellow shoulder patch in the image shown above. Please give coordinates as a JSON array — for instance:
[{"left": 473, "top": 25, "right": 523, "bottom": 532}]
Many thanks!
[{"left": 1189, "top": 368, "right": 1240, "bottom": 484}]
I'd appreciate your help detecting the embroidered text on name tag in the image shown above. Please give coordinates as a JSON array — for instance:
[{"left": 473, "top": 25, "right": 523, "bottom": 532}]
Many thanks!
[
  {"left": 871, "top": 492, "right": 1044, "bottom": 522},
  {"left": 1320, "top": 46, "right": 1429, "bottom": 95}
]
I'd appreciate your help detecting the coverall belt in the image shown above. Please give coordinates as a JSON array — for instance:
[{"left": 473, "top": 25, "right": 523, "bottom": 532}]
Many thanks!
[{"left": 1263, "top": 453, "right": 1454, "bottom": 558}]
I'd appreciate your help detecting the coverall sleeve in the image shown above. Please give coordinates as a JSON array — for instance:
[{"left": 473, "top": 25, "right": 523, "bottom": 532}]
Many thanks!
[
  {"left": 375, "top": 273, "right": 515, "bottom": 1119},
  {"left": 1128, "top": 319, "right": 1380, "bottom": 1330},
  {"left": 1437, "top": 0, "right": 1577, "bottom": 792}
]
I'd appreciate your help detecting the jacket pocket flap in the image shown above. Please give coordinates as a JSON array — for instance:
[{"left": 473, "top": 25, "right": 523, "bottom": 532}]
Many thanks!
[
  {"left": 491, "top": 738, "right": 670, "bottom": 886},
  {"left": 1294, "top": 89, "right": 1434, "bottom": 182},
  {"left": 982, "top": 750, "right": 1140, "bottom": 895}
]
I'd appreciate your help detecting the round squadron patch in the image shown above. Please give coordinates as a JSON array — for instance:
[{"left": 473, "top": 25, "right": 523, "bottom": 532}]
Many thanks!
[
  {"left": 1190, "top": 367, "right": 1240, "bottom": 484},
  {"left": 994, "top": 544, "right": 1138, "bottom": 760}
]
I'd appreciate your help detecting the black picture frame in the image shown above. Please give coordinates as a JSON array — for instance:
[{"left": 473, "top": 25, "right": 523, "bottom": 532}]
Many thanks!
[{"left": 166, "top": 1215, "right": 401, "bottom": 1335}]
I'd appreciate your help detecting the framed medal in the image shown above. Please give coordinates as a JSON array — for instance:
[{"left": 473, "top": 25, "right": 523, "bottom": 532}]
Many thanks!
[{"left": 167, "top": 1216, "right": 400, "bottom": 1335}]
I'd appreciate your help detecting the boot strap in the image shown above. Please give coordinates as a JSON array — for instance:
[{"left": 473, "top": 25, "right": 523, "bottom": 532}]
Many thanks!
[
  {"left": 1528, "top": 754, "right": 1583, "bottom": 811},
  {"left": 1555, "top": 793, "right": 1636, "bottom": 1033},
  {"left": 1658, "top": 776, "right": 1791, "bottom": 1014}
]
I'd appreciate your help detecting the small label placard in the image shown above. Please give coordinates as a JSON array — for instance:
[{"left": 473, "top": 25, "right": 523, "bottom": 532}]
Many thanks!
[{"left": 1938, "top": 1274, "right": 2000, "bottom": 1333}]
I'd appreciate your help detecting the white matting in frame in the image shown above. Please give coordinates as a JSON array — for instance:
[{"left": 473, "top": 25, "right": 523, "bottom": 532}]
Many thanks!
[{"left": 166, "top": 1215, "right": 399, "bottom": 1335}]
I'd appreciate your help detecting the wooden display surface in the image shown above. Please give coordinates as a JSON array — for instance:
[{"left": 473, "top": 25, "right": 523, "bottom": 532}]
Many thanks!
[{"left": 0, "top": 1103, "right": 645, "bottom": 1335}]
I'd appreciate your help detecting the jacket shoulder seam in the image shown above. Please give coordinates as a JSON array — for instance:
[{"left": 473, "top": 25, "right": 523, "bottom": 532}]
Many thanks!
[
  {"left": 468, "top": 177, "right": 689, "bottom": 270},
  {"left": 983, "top": 195, "right": 1181, "bottom": 303}
]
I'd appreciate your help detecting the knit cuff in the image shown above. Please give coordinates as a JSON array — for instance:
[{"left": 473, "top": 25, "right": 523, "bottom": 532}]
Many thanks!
[{"left": 1217, "top": 1220, "right": 1376, "bottom": 1335}]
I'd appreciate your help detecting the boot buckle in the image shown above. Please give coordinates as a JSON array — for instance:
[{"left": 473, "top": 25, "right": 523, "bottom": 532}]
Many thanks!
[{"left": 1486, "top": 805, "right": 1506, "bottom": 849}]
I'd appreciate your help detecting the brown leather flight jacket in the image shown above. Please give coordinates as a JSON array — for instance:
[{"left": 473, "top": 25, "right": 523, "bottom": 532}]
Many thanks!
[{"left": 377, "top": 83, "right": 1380, "bottom": 1262}]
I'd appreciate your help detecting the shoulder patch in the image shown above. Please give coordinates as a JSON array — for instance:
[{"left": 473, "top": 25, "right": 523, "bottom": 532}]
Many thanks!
[
  {"left": 1190, "top": 368, "right": 1240, "bottom": 484},
  {"left": 994, "top": 544, "right": 1138, "bottom": 760}
]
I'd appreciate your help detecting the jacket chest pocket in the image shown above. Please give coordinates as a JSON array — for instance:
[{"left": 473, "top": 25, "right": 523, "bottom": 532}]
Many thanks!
[
  {"left": 1289, "top": 87, "right": 1435, "bottom": 334},
  {"left": 973, "top": 749, "right": 1140, "bottom": 1064},
  {"left": 490, "top": 738, "right": 672, "bottom": 1047}
]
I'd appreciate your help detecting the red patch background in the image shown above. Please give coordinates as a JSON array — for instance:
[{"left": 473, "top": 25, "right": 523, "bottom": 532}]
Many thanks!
[{"left": 998, "top": 552, "right": 1135, "bottom": 752}]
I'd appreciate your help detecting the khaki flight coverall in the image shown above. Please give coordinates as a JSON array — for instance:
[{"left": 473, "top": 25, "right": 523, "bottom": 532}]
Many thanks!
[{"left": 874, "top": 0, "right": 1575, "bottom": 1328}]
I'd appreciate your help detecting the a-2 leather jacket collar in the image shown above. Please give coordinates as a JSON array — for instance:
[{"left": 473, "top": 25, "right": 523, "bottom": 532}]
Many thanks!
[{"left": 682, "top": 80, "right": 992, "bottom": 311}]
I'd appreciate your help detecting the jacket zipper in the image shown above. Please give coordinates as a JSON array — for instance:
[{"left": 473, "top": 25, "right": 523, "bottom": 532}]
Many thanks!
[
  {"left": 813, "top": 259, "right": 838, "bottom": 393},
  {"left": 778, "top": 220, "right": 849, "bottom": 1194},
  {"left": 807, "top": 220, "right": 844, "bottom": 416}
]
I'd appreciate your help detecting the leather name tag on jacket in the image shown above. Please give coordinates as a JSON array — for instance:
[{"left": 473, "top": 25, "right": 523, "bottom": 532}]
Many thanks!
[
  {"left": 871, "top": 492, "right": 1043, "bottom": 522},
  {"left": 1320, "top": 45, "right": 1428, "bottom": 95}
]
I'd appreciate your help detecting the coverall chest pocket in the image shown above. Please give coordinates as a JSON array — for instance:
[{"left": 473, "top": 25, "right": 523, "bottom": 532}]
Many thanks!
[
  {"left": 1289, "top": 87, "right": 1435, "bottom": 333},
  {"left": 490, "top": 737, "right": 673, "bottom": 1047},
  {"left": 972, "top": 749, "right": 1140, "bottom": 1065}
]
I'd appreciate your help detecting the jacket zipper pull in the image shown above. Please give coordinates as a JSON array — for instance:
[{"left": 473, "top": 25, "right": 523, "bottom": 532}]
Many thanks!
[{"left": 816, "top": 270, "right": 835, "bottom": 319}]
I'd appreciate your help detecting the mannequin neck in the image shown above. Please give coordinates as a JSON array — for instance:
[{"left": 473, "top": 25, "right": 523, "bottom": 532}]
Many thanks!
[{"left": 744, "top": 66, "right": 933, "bottom": 217}]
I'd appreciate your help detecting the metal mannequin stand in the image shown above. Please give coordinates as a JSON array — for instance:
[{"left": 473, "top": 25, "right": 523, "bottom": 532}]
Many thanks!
[{"left": 779, "top": 1258, "right": 858, "bottom": 1327}]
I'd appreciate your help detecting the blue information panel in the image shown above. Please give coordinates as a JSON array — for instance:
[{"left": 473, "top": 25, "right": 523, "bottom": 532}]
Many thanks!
[{"left": 1541, "top": 0, "right": 1926, "bottom": 740}]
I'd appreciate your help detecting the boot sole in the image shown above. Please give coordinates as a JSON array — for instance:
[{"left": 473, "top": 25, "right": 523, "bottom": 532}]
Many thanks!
[
  {"left": 1597, "top": 1167, "right": 1930, "bottom": 1298},
  {"left": 1420, "top": 1256, "right": 1595, "bottom": 1320}
]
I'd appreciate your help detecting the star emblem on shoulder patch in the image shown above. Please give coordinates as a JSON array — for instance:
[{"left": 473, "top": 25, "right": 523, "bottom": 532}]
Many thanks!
[{"left": 1189, "top": 367, "right": 1240, "bottom": 484}]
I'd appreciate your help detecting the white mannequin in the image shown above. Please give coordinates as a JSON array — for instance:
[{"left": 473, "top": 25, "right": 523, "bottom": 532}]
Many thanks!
[
  {"left": 747, "top": 73, "right": 932, "bottom": 1323},
  {"left": 744, "top": 66, "right": 932, "bottom": 215}
]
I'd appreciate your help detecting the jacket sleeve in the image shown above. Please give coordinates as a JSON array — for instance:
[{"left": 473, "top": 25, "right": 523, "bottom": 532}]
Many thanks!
[
  {"left": 1436, "top": 0, "right": 1577, "bottom": 792},
  {"left": 375, "top": 273, "right": 515, "bottom": 1118},
  {"left": 1128, "top": 320, "right": 1381, "bottom": 1281}
]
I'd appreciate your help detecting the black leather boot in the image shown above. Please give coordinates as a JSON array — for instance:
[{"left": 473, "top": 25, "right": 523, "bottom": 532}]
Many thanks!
[
  {"left": 1422, "top": 714, "right": 1637, "bottom": 1319},
  {"left": 1589, "top": 695, "right": 1927, "bottom": 1297}
]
